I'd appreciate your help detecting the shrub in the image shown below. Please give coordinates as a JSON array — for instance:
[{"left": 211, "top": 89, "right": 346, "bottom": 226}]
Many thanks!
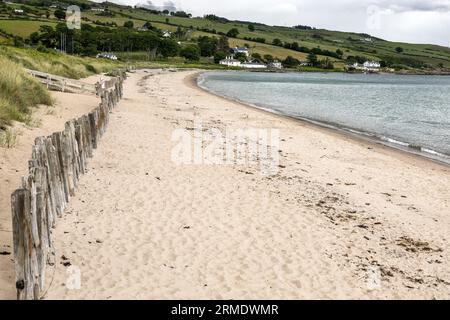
[{"left": 180, "top": 45, "right": 200, "bottom": 61}]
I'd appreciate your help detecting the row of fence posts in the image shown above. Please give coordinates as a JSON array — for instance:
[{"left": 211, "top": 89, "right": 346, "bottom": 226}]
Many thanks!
[{"left": 10, "top": 70, "right": 127, "bottom": 300}]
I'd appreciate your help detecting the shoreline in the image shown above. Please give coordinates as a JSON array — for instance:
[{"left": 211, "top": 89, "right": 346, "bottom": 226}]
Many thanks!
[{"left": 190, "top": 70, "right": 450, "bottom": 169}]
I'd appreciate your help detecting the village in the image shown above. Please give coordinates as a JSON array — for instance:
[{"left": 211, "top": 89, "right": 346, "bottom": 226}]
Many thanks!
[{"left": 218, "top": 46, "right": 383, "bottom": 72}]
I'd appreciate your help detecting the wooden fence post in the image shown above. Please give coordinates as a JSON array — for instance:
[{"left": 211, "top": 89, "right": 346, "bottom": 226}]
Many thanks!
[{"left": 11, "top": 70, "right": 126, "bottom": 300}]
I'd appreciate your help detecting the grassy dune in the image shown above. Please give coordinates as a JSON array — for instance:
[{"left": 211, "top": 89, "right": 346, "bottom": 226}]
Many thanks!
[
  {"left": 0, "top": 45, "right": 124, "bottom": 129},
  {"left": 0, "top": 46, "right": 123, "bottom": 79},
  {"left": 0, "top": 55, "right": 52, "bottom": 128}
]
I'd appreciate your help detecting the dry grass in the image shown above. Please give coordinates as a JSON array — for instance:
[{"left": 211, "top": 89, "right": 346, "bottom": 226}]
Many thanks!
[
  {"left": 0, "top": 56, "right": 52, "bottom": 128},
  {"left": 0, "top": 127, "right": 19, "bottom": 148},
  {"left": 0, "top": 46, "right": 124, "bottom": 79},
  {"left": 0, "top": 45, "right": 125, "bottom": 128}
]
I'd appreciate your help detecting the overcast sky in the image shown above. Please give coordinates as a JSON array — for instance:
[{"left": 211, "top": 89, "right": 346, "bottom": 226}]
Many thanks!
[{"left": 102, "top": 0, "right": 450, "bottom": 46}]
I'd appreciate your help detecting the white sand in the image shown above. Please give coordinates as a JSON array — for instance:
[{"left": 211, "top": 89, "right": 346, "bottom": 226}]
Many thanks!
[{"left": 2, "top": 69, "right": 450, "bottom": 300}]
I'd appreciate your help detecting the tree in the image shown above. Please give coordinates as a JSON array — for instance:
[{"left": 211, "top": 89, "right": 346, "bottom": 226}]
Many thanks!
[
  {"left": 226, "top": 28, "right": 239, "bottom": 38},
  {"left": 234, "top": 52, "right": 247, "bottom": 62},
  {"left": 395, "top": 47, "right": 404, "bottom": 53},
  {"left": 174, "top": 26, "right": 187, "bottom": 40},
  {"left": 263, "top": 54, "right": 274, "bottom": 62},
  {"left": 123, "top": 21, "right": 134, "bottom": 29},
  {"left": 336, "top": 49, "right": 343, "bottom": 58},
  {"left": 180, "top": 44, "right": 201, "bottom": 61},
  {"left": 197, "top": 36, "right": 218, "bottom": 57},
  {"left": 248, "top": 24, "right": 255, "bottom": 32},
  {"left": 291, "top": 42, "right": 300, "bottom": 51},
  {"left": 38, "top": 25, "right": 57, "bottom": 48},
  {"left": 307, "top": 53, "right": 318, "bottom": 66},
  {"left": 272, "top": 38, "right": 283, "bottom": 46},
  {"left": 320, "top": 58, "right": 334, "bottom": 69},
  {"left": 54, "top": 9, "right": 66, "bottom": 20},
  {"left": 283, "top": 56, "right": 300, "bottom": 68},
  {"left": 251, "top": 53, "right": 262, "bottom": 62},
  {"left": 217, "top": 36, "right": 230, "bottom": 52},
  {"left": 29, "top": 32, "right": 40, "bottom": 45},
  {"left": 158, "top": 39, "right": 179, "bottom": 58},
  {"left": 214, "top": 51, "right": 227, "bottom": 64}
]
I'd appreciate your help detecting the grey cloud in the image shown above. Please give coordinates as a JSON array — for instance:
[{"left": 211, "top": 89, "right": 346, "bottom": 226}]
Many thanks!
[{"left": 135, "top": 1, "right": 178, "bottom": 11}]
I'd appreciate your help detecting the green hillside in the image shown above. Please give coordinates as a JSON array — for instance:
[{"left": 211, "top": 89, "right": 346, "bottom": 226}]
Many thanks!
[{"left": 0, "top": 0, "right": 450, "bottom": 73}]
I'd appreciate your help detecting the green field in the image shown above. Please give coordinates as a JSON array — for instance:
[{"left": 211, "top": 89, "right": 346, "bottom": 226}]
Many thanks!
[{"left": 0, "top": 19, "right": 56, "bottom": 37}]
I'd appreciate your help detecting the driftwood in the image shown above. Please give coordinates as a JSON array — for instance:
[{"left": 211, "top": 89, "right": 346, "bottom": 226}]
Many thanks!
[{"left": 10, "top": 69, "right": 127, "bottom": 300}]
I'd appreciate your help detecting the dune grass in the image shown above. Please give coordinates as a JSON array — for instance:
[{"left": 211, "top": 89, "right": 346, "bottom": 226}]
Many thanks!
[
  {"left": 0, "top": 46, "right": 124, "bottom": 79},
  {"left": 0, "top": 45, "right": 125, "bottom": 129},
  {"left": 0, "top": 55, "right": 52, "bottom": 128}
]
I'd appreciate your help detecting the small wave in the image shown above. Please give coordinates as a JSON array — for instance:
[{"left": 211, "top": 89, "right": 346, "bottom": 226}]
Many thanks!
[{"left": 198, "top": 75, "right": 450, "bottom": 166}]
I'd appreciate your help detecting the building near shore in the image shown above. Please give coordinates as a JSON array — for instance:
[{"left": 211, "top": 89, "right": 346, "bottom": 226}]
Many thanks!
[
  {"left": 96, "top": 52, "right": 118, "bottom": 60},
  {"left": 241, "top": 61, "right": 267, "bottom": 69},
  {"left": 219, "top": 56, "right": 242, "bottom": 67},
  {"left": 268, "top": 60, "right": 283, "bottom": 69},
  {"left": 231, "top": 46, "right": 250, "bottom": 57},
  {"left": 352, "top": 60, "right": 381, "bottom": 72}
]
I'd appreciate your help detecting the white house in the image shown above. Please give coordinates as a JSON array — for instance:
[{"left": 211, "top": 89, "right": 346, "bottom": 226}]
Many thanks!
[
  {"left": 14, "top": 9, "right": 24, "bottom": 14},
  {"left": 91, "top": 8, "right": 105, "bottom": 12},
  {"left": 268, "top": 60, "right": 283, "bottom": 69},
  {"left": 162, "top": 30, "right": 172, "bottom": 38},
  {"left": 363, "top": 61, "right": 381, "bottom": 70},
  {"left": 352, "top": 61, "right": 381, "bottom": 72},
  {"left": 219, "top": 56, "right": 241, "bottom": 67},
  {"left": 97, "top": 52, "right": 118, "bottom": 61},
  {"left": 241, "top": 61, "right": 267, "bottom": 69},
  {"left": 231, "top": 46, "right": 249, "bottom": 57}
]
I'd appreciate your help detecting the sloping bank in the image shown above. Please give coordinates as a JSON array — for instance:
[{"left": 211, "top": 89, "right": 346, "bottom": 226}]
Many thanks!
[{"left": 9, "top": 69, "right": 127, "bottom": 300}]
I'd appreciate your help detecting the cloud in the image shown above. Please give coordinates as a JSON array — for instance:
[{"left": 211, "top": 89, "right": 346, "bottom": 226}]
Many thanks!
[{"left": 135, "top": 1, "right": 178, "bottom": 12}]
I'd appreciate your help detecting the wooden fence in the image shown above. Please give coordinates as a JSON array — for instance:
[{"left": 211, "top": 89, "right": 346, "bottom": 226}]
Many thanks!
[
  {"left": 26, "top": 69, "right": 98, "bottom": 95},
  {"left": 10, "top": 70, "right": 127, "bottom": 300}
]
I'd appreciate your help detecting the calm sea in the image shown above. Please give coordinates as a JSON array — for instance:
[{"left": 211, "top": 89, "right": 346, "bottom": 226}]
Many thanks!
[{"left": 198, "top": 71, "right": 450, "bottom": 164}]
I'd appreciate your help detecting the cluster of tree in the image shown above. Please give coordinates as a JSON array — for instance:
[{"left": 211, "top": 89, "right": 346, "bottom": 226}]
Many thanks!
[
  {"left": 346, "top": 55, "right": 369, "bottom": 64},
  {"left": 196, "top": 35, "right": 231, "bottom": 63},
  {"left": 135, "top": 7, "right": 163, "bottom": 15},
  {"left": 379, "top": 55, "right": 424, "bottom": 69},
  {"left": 282, "top": 53, "right": 334, "bottom": 69},
  {"left": 28, "top": 23, "right": 180, "bottom": 58},
  {"left": 226, "top": 28, "right": 239, "bottom": 38},
  {"left": 170, "top": 11, "right": 192, "bottom": 18},
  {"left": 293, "top": 25, "right": 315, "bottom": 30},
  {"left": 93, "top": 20, "right": 118, "bottom": 27},
  {"left": 13, "top": 0, "right": 91, "bottom": 10},
  {"left": 196, "top": 27, "right": 217, "bottom": 34},
  {"left": 204, "top": 14, "right": 229, "bottom": 23},
  {"left": 271, "top": 38, "right": 343, "bottom": 59},
  {"left": 94, "top": 10, "right": 116, "bottom": 17},
  {"left": 248, "top": 53, "right": 281, "bottom": 64},
  {"left": 243, "top": 37, "right": 266, "bottom": 44}
]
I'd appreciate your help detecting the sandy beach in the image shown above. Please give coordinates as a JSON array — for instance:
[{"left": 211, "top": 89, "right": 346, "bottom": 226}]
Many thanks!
[{"left": 2, "top": 69, "right": 450, "bottom": 300}]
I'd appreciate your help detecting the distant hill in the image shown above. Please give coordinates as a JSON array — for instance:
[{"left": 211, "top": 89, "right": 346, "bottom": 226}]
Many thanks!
[{"left": 1, "top": 0, "right": 450, "bottom": 72}]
